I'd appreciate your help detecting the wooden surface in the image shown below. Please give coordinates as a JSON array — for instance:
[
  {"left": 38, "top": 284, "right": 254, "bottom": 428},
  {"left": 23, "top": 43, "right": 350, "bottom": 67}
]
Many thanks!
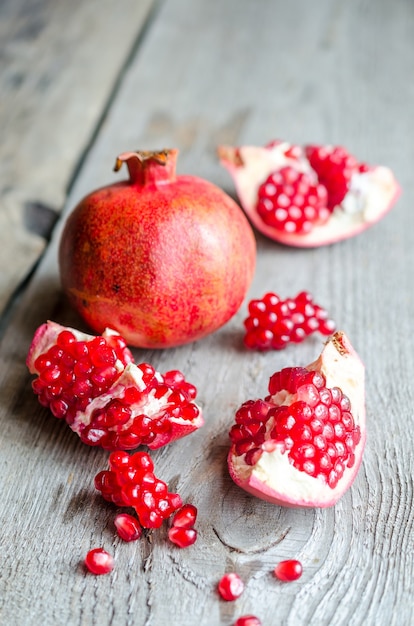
[
  {"left": 0, "top": 0, "right": 155, "bottom": 313},
  {"left": 1, "top": 1, "right": 414, "bottom": 625}
]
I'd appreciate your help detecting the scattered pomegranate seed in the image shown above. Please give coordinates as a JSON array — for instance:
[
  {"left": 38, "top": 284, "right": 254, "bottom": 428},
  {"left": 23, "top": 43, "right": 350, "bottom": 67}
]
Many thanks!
[
  {"left": 168, "top": 526, "right": 197, "bottom": 548},
  {"left": 168, "top": 503, "right": 198, "bottom": 548},
  {"left": 95, "top": 451, "right": 182, "bottom": 528},
  {"left": 234, "top": 616, "right": 262, "bottom": 626},
  {"left": 244, "top": 291, "right": 335, "bottom": 351},
  {"left": 230, "top": 367, "right": 360, "bottom": 488},
  {"left": 256, "top": 166, "right": 329, "bottom": 233},
  {"left": 114, "top": 513, "right": 142, "bottom": 542},
  {"left": 305, "top": 144, "right": 369, "bottom": 210},
  {"left": 84, "top": 548, "right": 114, "bottom": 575},
  {"left": 217, "top": 572, "right": 245, "bottom": 601},
  {"left": 171, "top": 504, "right": 198, "bottom": 529},
  {"left": 273, "top": 559, "right": 303, "bottom": 582}
]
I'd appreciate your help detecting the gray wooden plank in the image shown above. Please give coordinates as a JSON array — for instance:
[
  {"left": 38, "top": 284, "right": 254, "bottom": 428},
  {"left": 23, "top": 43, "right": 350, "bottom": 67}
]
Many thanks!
[
  {"left": 0, "top": 0, "right": 156, "bottom": 313},
  {"left": 1, "top": 0, "right": 414, "bottom": 625}
]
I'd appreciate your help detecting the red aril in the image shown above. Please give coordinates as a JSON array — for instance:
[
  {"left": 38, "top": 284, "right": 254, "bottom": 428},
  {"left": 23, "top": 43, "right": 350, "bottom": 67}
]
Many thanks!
[
  {"left": 59, "top": 149, "right": 256, "bottom": 348},
  {"left": 168, "top": 503, "right": 198, "bottom": 547},
  {"left": 171, "top": 504, "right": 198, "bottom": 529},
  {"left": 219, "top": 140, "right": 399, "bottom": 247},
  {"left": 168, "top": 526, "right": 197, "bottom": 548},
  {"left": 228, "top": 331, "right": 366, "bottom": 507},
  {"left": 256, "top": 166, "right": 329, "bottom": 234},
  {"left": 84, "top": 548, "right": 114, "bottom": 575},
  {"left": 95, "top": 450, "right": 182, "bottom": 529},
  {"left": 273, "top": 559, "right": 303, "bottom": 582},
  {"left": 114, "top": 513, "right": 142, "bottom": 542},
  {"left": 305, "top": 144, "right": 367, "bottom": 210},
  {"left": 234, "top": 616, "right": 262, "bottom": 626},
  {"left": 244, "top": 291, "right": 335, "bottom": 350},
  {"left": 217, "top": 573, "right": 245, "bottom": 601},
  {"left": 26, "top": 321, "right": 203, "bottom": 450}
]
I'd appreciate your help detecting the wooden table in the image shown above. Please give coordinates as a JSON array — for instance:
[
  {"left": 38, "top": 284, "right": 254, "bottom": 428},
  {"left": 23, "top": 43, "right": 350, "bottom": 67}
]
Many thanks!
[{"left": 1, "top": 1, "right": 413, "bottom": 624}]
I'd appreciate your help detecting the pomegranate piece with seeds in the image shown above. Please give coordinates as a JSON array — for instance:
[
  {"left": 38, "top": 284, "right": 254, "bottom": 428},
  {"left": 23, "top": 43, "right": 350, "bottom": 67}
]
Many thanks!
[
  {"left": 218, "top": 140, "right": 399, "bottom": 247},
  {"left": 95, "top": 450, "right": 183, "bottom": 529},
  {"left": 84, "top": 548, "right": 114, "bottom": 575},
  {"left": 228, "top": 331, "right": 366, "bottom": 507},
  {"left": 273, "top": 559, "right": 303, "bottom": 582},
  {"left": 244, "top": 291, "right": 335, "bottom": 350},
  {"left": 26, "top": 321, "right": 203, "bottom": 450},
  {"left": 217, "top": 572, "right": 245, "bottom": 601}
]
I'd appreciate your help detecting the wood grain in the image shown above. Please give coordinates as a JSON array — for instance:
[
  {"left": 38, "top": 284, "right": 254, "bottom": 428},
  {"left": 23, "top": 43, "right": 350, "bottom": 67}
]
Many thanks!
[
  {"left": 0, "top": 0, "right": 156, "bottom": 313},
  {"left": 1, "top": 0, "right": 414, "bottom": 624}
]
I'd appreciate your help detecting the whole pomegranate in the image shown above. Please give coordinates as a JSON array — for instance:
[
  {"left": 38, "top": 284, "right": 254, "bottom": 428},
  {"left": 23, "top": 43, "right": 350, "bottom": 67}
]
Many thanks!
[{"left": 59, "top": 150, "right": 256, "bottom": 348}]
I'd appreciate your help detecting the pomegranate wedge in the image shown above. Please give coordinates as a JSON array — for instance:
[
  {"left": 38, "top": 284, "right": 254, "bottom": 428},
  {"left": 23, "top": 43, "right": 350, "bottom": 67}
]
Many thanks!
[
  {"left": 27, "top": 321, "right": 203, "bottom": 450},
  {"left": 219, "top": 141, "right": 400, "bottom": 247},
  {"left": 228, "top": 331, "right": 365, "bottom": 507}
]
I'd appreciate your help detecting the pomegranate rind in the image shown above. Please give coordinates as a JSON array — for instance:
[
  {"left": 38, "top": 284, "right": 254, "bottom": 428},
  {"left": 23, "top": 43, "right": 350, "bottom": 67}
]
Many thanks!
[
  {"left": 228, "top": 331, "right": 366, "bottom": 508},
  {"left": 219, "top": 144, "right": 400, "bottom": 247}
]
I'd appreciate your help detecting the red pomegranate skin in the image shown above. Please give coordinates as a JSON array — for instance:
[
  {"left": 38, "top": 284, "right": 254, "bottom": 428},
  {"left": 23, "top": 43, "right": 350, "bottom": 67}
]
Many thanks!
[{"left": 59, "top": 150, "right": 256, "bottom": 348}]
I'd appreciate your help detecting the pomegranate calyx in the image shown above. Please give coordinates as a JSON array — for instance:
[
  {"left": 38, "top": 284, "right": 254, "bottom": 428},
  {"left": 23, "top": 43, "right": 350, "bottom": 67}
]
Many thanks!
[{"left": 114, "top": 149, "right": 178, "bottom": 186}]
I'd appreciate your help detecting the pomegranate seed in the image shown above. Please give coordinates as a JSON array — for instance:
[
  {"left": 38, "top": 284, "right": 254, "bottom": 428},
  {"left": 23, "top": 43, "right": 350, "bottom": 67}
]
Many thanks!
[
  {"left": 273, "top": 559, "right": 303, "bottom": 582},
  {"left": 84, "top": 548, "right": 114, "bottom": 575},
  {"left": 171, "top": 504, "right": 198, "bottom": 529},
  {"left": 234, "top": 616, "right": 262, "bottom": 626},
  {"left": 305, "top": 144, "right": 369, "bottom": 210},
  {"left": 114, "top": 513, "right": 142, "bottom": 542},
  {"left": 244, "top": 291, "right": 335, "bottom": 351},
  {"left": 217, "top": 572, "right": 245, "bottom": 601},
  {"left": 95, "top": 451, "right": 182, "bottom": 528},
  {"left": 256, "top": 166, "right": 329, "bottom": 233},
  {"left": 168, "top": 527, "right": 197, "bottom": 548}
]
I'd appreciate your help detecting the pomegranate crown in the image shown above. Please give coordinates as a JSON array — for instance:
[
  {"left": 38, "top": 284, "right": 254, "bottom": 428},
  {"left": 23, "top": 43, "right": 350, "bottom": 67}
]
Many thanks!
[{"left": 114, "top": 149, "right": 178, "bottom": 186}]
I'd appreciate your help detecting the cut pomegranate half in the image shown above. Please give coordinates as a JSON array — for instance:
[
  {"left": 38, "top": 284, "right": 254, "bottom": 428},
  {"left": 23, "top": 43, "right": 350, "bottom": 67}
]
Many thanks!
[
  {"left": 228, "top": 331, "right": 366, "bottom": 507},
  {"left": 218, "top": 141, "right": 400, "bottom": 247},
  {"left": 27, "top": 321, "right": 203, "bottom": 450}
]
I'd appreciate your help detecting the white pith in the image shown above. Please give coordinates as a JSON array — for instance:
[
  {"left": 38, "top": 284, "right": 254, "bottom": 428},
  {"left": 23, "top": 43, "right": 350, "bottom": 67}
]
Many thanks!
[
  {"left": 219, "top": 144, "right": 399, "bottom": 247},
  {"left": 229, "top": 332, "right": 366, "bottom": 507},
  {"left": 72, "top": 363, "right": 168, "bottom": 431}
]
